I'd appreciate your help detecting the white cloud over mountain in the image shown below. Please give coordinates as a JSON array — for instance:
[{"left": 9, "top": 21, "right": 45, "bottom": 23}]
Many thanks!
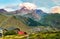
[
  {"left": 4, "top": 4, "right": 20, "bottom": 12},
  {"left": 19, "top": 2, "right": 37, "bottom": 10}
]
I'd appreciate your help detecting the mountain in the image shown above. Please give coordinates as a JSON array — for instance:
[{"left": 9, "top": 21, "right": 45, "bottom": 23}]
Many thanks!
[
  {"left": 0, "top": 8, "right": 48, "bottom": 23},
  {"left": 0, "top": 8, "right": 48, "bottom": 22},
  {"left": 13, "top": 9, "right": 47, "bottom": 26},
  {"left": 0, "top": 9, "right": 7, "bottom": 13},
  {"left": 0, "top": 7, "right": 47, "bottom": 17},
  {"left": 22, "top": 9, "right": 48, "bottom": 22},
  {"left": 35, "top": 9, "right": 47, "bottom": 16},
  {"left": 0, "top": 11, "right": 60, "bottom": 32}
]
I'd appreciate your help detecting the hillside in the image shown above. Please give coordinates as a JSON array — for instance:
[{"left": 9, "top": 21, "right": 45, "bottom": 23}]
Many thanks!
[
  {"left": 0, "top": 14, "right": 52, "bottom": 33},
  {"left": 0, "top": 14, "right": 32, "bottom": 32},
  {"left": 0, "top": 13, "right": 60, "bottom": 33},
  {"left": 15, "top": 15, "right": 42, "bottom": 26}
]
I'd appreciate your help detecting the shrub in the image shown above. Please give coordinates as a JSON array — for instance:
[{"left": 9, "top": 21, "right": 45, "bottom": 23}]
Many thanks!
[{"left": 4, "top": 30, "right": 17, "bottom": 36}]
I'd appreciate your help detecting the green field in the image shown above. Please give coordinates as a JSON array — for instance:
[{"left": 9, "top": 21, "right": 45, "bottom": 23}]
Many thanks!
[{"left": 0, "top": 31, "right": 60, "bottom": 39}]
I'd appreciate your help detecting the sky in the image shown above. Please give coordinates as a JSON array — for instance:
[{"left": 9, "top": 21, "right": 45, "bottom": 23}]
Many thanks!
[
  {"left": 18, "top": 0, "right": 60, "bottom": 7},
  {"left": 0, "top": 0, "right": 23, "bottom": 9},
  {"left": 0, "top": 0, "right": 60, "bottom": 12}
]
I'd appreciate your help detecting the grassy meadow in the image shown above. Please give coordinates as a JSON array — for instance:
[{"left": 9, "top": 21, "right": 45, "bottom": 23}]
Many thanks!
[{"left": 0, "top": 31, "right": 60, "bottom": 39}]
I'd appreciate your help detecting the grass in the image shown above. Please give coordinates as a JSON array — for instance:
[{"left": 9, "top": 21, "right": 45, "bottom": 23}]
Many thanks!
[{"left": 0, "top": 31, "right": 60, "bottom": 39}]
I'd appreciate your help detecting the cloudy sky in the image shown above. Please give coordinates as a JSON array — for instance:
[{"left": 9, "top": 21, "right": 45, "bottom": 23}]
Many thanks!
[{"left": 0, "top": 0, "right": 60, "bottom": 12}]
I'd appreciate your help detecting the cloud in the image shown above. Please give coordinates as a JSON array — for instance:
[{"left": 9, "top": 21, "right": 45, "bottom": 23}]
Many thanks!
[
  {"left": 4, "top": 4, "right": 20, "bottom": 12},
  {"left": 50, "top": 6, "right": 60, "bottom": 13},
  {"left": 4, "top": 8, "right": 15, "bottom": 12},
  {"left": 19, "top": 2, "right": 37, "bottom": 10}
]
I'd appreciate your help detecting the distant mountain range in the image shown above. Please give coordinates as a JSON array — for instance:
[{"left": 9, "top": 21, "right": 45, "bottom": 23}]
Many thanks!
[
  {"left": 0, "top": 8, "right": 48, "bottom": 21},
  {"left": 0, "top": 9, "right": 7, "bottom": 13},
  {"left": 0, "top": 8, "right": 48, "bottom": 26}
]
